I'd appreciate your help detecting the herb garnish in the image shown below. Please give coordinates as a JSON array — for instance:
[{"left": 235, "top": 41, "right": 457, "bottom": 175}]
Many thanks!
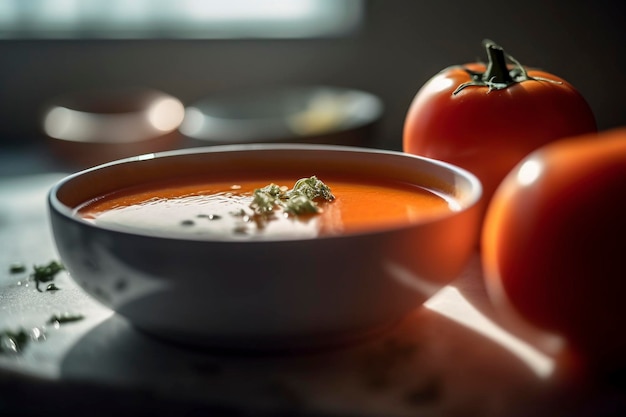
[
  {"left": 173, "top": 177, "right": 334, "bottom": 235},
  {"left": 288, "top": 176, "right": 335, "bottom": 202},
  {"left": 9, "top": 263, "right": 27, "bottom": 274},
  {"left": 47, "top": 313, "right": 85, "bottom": 327},
  {"left": 0, "top": 329, "right": 29, "bottom": 354},
  {"left": 31, "top": 261, "right": 65, "bottom": 292},
  {"left": 250, "top": 176, "right": 335, "bottom": 216},
  {"left": 0, "top": 314, "right": 85, "bottom": 355}
]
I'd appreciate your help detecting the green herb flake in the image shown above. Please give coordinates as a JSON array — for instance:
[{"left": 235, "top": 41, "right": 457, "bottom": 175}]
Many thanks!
[
  {"left": 250, "top": 183, "right": 284, "bottom": 214},
  {"left": 46, "top": 283, "right": 60, "bottom": 292},
  {"left": 0, "top": 318, "right": 81, "bottom": 355},
  {"left": 0, "top": 329, "right": 29, "bottom": 354},
  {"left": 250, "top": 176, "right": 334, "bottom": 216},
  {"left": 288, "top": 176, "right": 335, "bottom": 202},
  {"left": 31, "top": 261, "right": 65, "bottom": 292},
  {"left": 47, "top": 313, "right": 85, "bottom": 327},
  {"left": 9, "top": 263, "right": 27, "bottom": 274},
  {"left": 284, "top": 194, "right": 320, "bottom": 215},
  {"left": 259, "top": 183, "right": 284, "bottom": 198}
]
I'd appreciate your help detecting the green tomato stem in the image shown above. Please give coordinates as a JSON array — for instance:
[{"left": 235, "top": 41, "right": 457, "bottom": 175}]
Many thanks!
[
  {"left": 483, "top": 40, "right": 514, "bottom": 85},
  {"left": 452, "top": 39, "right": 561, "bottom": 95}
]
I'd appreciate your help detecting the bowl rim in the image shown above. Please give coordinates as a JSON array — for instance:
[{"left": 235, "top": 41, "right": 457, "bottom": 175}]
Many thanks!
[{"left": 48, "top": 143, "right": 482, "bottom": 243}]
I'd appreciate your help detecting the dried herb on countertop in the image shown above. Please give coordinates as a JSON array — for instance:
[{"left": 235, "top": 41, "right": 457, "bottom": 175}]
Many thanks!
[
  {"left": 31, "top": 260, "right": 64, "bottom": 292},
  {"left": 9, "top": 263, "right": 27, "bottom": 274}
]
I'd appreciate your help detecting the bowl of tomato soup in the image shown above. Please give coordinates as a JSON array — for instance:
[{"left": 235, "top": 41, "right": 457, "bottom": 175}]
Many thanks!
[{"left": 48, "top": 144, "right": 482, "bottom": 349}]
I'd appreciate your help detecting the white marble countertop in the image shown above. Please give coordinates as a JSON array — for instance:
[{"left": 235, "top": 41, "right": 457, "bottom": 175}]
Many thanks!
[{"left": 1, "top": 172, "right": 624, "bottom": 417}]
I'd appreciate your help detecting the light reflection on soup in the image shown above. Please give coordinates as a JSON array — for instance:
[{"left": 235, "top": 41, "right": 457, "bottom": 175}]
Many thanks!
[{"left": 75, "top": 176, "right": 458, "bottom": 240}]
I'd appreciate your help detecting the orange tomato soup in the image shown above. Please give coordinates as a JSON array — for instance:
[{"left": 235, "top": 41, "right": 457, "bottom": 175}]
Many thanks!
[{"left": 76, "top": 175, "right": 457, "bottom": 240}]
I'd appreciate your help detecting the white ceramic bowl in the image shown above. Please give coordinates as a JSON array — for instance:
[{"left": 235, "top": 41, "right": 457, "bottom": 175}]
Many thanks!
[
  {"left": 48, "top": 144, "right": 481, "bottom": 350},
  {"left": 180, "top": 86, "right": 383, "bottom": 147}
]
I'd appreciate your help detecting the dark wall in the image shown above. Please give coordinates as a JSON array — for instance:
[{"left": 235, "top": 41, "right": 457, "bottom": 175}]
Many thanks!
[{"left": 0, "top": 0, "right": 624, "bottom": 151}]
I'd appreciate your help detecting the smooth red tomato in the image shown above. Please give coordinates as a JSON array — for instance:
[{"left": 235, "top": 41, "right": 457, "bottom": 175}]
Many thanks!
[
  {"left": 403, "top": 40, "right": 597, "bottom": 211},
  {"left": 482, "top": 128, "right": 626, "bottom": 368}
]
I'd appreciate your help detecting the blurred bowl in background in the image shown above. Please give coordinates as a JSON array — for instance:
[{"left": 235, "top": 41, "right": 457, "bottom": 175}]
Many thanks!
[
  {"left": 43, "top": 88, "right": 185, "bottom": 168},
  {"left": 179, "top": 86, "right": 383, "bottom": 147}
]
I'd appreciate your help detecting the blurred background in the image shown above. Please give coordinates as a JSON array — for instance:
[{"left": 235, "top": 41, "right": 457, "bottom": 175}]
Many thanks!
[{"left": 0, "top": 0, "right": 624, "bottom": 172}]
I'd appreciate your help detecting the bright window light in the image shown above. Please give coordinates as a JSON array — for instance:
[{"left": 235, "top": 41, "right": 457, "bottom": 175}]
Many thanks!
[{"left": 0, "top": 0, "right": 362, "bottom": 39}]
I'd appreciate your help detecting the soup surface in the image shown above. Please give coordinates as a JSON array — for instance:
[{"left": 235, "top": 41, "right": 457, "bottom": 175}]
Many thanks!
[{"left": 76, "top": 175, "right": 458, "bottom": 240}]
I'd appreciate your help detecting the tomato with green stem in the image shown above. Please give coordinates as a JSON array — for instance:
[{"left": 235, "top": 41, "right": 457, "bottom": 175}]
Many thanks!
[{"left": 403, "top": 40, "right": 597, "bottom": 213}]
